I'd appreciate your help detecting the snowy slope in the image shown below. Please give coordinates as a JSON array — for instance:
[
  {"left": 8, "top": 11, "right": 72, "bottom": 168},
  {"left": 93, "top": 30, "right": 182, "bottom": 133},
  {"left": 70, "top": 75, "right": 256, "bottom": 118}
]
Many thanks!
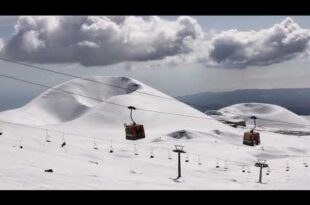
[
  {"left": 0, "top": 78, "right": 310, "bottom": 189},
  {"left": 218, "top": 103, "right": 310, "bottom": 129}
]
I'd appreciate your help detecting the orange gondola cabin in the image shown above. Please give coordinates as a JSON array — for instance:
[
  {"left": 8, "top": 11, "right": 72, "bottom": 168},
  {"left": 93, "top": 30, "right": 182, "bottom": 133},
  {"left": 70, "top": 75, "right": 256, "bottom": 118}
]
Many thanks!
[
  {"left": 125, "top": 106, "right": 145, "bottom": 140},
  {"left": 243, "top": 116, "right": 260, "bottom": 146},
  {"left": 243, "top": 131, "right": 260, "bottom": 146}
]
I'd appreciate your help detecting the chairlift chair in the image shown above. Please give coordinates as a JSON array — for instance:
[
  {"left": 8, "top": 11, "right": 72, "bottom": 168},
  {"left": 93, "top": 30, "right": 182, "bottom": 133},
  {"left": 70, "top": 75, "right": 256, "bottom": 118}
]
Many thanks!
[
  {"left": 185, "top": 154, "right": 189, "bottom": 162},
  {"left": 61, "top": 132, "right": 66, "bottom": 148},
  {"left": 45, "top": 129, "right": 51, "bottom": 143},
  {"left": 150, "top": 147, "right": 154, "bottom": 158},
  {"left": 134, "top": 144, "right": 139, "bottom": 155},
  {"left": 198, "top": 155, "right": 202, "bottom": 165},
  {"left": 286, "top": 163, "right": 290, "bottom": 171},
  {"left": 93, "top": 137, "right": 98, "bottom": 150},
  {"left": 109, "top": 141, "right": 114, "bottom": 153},
  {"left": 168, "top": 150, "right": 172, "bottom": 160},
  {"left": 215, "top": 159, "right": 220, "bottom": 168},
  {"left": 243, "top": 116, "right": 261, "bottom": 146},
  {"left": 224, "top": 161, "right": 228, "bottom": 171},
  {"left": 125, "top": 106, "right": 146, "bottom": 140}
]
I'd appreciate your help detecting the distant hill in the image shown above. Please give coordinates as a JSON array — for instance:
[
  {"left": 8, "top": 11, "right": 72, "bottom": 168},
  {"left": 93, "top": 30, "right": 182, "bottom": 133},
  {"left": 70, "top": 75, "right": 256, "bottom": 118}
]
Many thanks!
[{"left": 176, "top": 88, "right": 310, "bottom": 115}]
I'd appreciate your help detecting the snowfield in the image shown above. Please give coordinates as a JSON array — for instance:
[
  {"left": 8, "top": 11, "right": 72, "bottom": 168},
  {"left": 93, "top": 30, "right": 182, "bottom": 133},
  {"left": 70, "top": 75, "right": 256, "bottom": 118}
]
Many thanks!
[{"left": 0, "top": 76, "right": 310, "bottom": 189}]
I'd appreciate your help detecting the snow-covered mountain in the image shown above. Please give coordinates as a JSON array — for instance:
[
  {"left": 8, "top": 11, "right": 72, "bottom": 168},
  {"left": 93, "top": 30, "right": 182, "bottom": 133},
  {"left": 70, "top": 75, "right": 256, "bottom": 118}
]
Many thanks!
[{"left": 1, "top": 77, "right": 310, "bottom": 189}]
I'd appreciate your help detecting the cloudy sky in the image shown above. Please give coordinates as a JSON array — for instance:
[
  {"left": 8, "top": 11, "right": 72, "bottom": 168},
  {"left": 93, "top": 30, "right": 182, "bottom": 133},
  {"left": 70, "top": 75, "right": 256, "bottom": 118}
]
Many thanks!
[{"left": 1, "top": 16, "right": 310, "bottom": 111}]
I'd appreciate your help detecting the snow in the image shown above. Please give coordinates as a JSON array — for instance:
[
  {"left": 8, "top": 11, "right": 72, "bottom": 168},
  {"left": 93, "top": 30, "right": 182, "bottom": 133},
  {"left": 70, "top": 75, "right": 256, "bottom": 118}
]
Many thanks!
[
  {"left": 218, "top": 103, "right": 310, "bottom": 130},
  {"left": 0, "top": 77, "right": 310, "bottom": 189}
]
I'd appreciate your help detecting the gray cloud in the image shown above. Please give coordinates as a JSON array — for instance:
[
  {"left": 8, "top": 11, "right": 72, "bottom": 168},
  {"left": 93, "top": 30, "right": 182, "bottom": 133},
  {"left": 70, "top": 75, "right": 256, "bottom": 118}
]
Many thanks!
[
  {"left": 2, "top": 16, "right": 203, "bottom": 66},
  {"left": 1, "top": 16, "right": 310, "bottom": 69}
]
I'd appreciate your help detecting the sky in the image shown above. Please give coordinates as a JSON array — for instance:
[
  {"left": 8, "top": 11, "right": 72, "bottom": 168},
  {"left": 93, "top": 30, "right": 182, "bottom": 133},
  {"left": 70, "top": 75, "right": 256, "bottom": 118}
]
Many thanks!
[{"left": 1, "top": 16, "right": 310, "bottom": 111}]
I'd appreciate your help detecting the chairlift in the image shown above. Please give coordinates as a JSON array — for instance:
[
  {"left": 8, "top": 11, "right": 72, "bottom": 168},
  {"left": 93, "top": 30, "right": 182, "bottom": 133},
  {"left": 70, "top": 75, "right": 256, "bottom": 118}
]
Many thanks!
[
  {"left": 45, "top": 129, "right": 51, "bottom": 143},
  {"left": 303, "top": 157, "right": 308, "bottom": 167},
  {"left": 125, "top": 106, "right": 145, "bottom": 140},
  {"left": 216, "top": 159, "right": 220, "bottom": 168},
  {"left": 19, "top": 139, "right": 23, "bottom": 149},
  {"left": 168, "top": 149, "right": 172, "bottom": 160},
  {"left": 242, "top": 165, "right": 245, "bottom": 173},
  {"left": 224, "top": 161, "right": 228, "bottom": 171},
  {"left": 109, "top": 140, "right": 114, "bottom": 153},
  {"left": 150, "top": 147, "right": 154, "bottom": 158},
  {"left": 185, "top": 153, "right": 189, "bottom": 163},
  {"left": 198, "top": 155, "right": 202, "bottom": 165},
  {"left": 134, "top": 144, "right": 139, "bottom": 155},
  {"left": 61, "top": 132, "right": 66, "bottom": 148},
  {"left": 243, "top": 116, "right": 260, "bottom": 146},
  {"left": 286, "top": 163, "right": 290, "bottom": 172},
  {"left": 0, "top": 128, "right": 3, "bottom": 135},
  {"left": 93, "top": 137, "right": 98, "bottom": 150}
]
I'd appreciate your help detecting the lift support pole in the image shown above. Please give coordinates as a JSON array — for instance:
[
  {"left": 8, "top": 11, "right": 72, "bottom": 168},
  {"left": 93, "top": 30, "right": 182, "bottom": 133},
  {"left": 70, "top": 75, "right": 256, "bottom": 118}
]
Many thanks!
[
  {"left": 173, "top": 145, "right": 186, "bottom": 179},
  {"left": 255, "top": 159, "right": 268, "bottom": 184}
]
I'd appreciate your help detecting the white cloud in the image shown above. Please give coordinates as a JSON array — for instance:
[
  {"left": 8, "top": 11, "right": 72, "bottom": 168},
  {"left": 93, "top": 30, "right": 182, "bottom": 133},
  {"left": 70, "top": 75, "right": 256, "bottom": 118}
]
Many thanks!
[
  {"left": 207, "top": 17, "right": 310, "bottom": 68},
  {"left": 2, "top": 16, "right": 203, "bottom": 66},
  {"left": 1, "top": 16, "right": 310, "bottom": 69}
]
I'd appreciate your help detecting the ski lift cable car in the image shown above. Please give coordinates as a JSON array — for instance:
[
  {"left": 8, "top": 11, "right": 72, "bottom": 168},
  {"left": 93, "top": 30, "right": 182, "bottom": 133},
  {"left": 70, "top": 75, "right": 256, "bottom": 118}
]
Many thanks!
[
  {"left": 185, "top": 153, "right": 189, "bottom": 162},
  {"left": 243, "top": 116, "right": 261, "bottom": 146},
  {"left": 125, "top": 106, "right": 145, "bottom": 141}
]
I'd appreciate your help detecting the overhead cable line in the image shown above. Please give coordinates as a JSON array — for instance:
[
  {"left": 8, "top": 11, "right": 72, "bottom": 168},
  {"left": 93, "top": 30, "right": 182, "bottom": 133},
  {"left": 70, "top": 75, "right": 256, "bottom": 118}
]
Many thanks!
[
  {"left": 0, "top": 57, "right": 203, "bottom": 106},
  {"left": 0, "top": 73, "right": 215, "bottom": 121}
]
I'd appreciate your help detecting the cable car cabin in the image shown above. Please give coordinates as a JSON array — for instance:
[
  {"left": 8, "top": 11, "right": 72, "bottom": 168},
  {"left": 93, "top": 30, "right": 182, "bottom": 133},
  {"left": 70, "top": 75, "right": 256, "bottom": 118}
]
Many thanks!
[
  {"left": 125, "top": 124, "right": 145, "bottom": 140},
  {"left": 125, "top": 106, "right": 146, "bottom": 140},
  {"left": 243, "top": 131, "right": 260, "bottom": 146}
]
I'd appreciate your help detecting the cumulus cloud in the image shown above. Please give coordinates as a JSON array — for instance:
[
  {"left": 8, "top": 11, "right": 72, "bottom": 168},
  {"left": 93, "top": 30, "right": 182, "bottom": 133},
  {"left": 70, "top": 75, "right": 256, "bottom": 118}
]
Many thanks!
[
  {"left": 2, "top": 16, "right": 203, "bottom": 66},
  {"left": 207, "top": 17, "right": 310, "bottom": 68},
  {"left": 1, "top": 16, "right": 310, "bottom": 69},
  {"left": 146, "top": 17, "right": 310, "bottom": 69}
]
